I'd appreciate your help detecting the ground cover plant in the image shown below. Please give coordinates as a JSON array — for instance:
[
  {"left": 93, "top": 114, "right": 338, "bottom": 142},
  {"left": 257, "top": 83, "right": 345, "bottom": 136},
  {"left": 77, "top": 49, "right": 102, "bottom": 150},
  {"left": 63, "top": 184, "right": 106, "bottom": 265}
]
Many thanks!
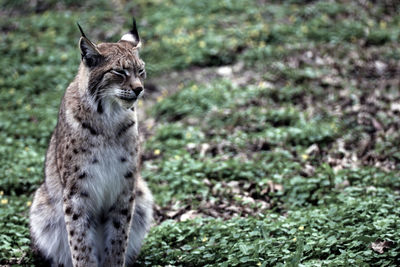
[{"left": 0, "top": 0, "right": 399, "bottom": 266}]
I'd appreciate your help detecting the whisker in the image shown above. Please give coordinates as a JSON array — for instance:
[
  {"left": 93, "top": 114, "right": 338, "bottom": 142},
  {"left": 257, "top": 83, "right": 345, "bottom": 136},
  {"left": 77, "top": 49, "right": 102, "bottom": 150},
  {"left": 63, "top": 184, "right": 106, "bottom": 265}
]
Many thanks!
[{"left": 95, "top": 91, "right": 112, "bottom": 102}]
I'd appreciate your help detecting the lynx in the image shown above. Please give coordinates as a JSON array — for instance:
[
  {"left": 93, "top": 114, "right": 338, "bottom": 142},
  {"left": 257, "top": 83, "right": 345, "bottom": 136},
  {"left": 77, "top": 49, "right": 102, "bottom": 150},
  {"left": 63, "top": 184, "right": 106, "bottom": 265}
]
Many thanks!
[{"left": 29, "top": 18, "right": 153, "bottom": 267}]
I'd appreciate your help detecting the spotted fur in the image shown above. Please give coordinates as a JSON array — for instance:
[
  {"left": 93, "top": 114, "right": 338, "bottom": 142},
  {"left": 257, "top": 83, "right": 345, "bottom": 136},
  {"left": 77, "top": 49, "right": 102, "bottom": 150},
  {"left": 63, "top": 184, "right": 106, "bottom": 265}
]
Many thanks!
[{"left": 30, "top": 20, "right": 153, "bottom": 267}]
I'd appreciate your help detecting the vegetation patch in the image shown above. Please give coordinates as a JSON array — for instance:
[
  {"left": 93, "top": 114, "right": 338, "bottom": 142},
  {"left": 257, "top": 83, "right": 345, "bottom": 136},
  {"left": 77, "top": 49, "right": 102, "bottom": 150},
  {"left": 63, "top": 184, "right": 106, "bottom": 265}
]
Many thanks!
[{"left": 0, "top": 0, "right": 399, "bottom": 265}]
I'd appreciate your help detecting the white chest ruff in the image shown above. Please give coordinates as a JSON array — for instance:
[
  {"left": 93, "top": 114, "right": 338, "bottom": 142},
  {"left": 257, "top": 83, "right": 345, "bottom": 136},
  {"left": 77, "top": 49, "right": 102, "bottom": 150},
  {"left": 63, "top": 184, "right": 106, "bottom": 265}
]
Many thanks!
[{"left": 83, "top": 145, "right": 134, "bottom": 212}]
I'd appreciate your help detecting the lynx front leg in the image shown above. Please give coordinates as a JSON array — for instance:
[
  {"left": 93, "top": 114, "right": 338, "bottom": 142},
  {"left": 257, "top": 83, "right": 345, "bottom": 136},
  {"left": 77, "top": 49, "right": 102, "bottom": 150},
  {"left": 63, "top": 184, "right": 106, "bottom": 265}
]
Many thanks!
[
  {"left": 103, "top": 187, "right": 136, "bottom": 266},
  {"left": 63, "top": 188, "right": 98, "bottom": 267}
]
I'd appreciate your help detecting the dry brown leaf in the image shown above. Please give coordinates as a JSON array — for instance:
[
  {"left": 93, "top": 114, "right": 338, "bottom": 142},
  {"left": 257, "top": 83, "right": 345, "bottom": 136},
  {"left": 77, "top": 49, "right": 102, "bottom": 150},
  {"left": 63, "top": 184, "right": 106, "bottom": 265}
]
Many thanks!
[
  {"left": 267, "top": 180, "right": 283, "bottom": 192},
  {"left": 199, "top": 143, "right": 210, "bottom": 157},
  {"left": 370, "top": 240, "right": 393, "bottom": 254},
  {"left": 165, "top": 209, "right": 181, "bottom": 218},
  {"left": 227, "top": 181, "right": 240, "bottom": 194},
  {"left": 180, "top": 210, "right": 199, "bottom": 221}
]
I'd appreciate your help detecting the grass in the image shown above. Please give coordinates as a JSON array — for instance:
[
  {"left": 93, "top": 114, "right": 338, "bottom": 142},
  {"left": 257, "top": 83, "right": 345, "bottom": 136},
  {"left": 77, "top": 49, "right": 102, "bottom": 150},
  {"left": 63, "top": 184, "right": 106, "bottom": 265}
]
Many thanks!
[{"left": 0, "top": 0, "right": 399, "bottom": 266}]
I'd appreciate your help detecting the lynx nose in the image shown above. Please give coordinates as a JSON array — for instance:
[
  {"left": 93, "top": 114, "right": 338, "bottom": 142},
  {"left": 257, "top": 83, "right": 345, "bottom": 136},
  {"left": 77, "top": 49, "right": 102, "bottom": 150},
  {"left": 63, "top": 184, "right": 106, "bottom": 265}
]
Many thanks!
[
  {"left": 132, "top": 86, "right": 143, "bottom": 96},
  {"left": 130, "top": 76, "right": 144, "bottom": 97}
]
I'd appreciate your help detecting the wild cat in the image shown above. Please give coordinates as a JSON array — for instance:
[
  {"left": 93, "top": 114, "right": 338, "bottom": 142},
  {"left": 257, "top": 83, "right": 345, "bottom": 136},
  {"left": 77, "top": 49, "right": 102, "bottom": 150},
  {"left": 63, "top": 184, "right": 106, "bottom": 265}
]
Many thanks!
[{"left": 29, "top": 18, "right": 153, "bottom": 267}]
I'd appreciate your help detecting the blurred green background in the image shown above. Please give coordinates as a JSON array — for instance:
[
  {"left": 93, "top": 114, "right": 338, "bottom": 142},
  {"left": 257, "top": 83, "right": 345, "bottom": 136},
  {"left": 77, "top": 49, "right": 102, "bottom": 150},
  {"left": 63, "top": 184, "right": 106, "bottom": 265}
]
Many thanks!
[{"left": 0, "top": 0, "right": 400, "bottom": 266}]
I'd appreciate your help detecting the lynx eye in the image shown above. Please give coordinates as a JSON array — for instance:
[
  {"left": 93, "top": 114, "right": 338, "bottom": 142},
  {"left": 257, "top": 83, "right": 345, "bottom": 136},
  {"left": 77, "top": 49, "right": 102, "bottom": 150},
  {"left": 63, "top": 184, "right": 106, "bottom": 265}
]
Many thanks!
[
  {"left": 138, "top": 68, "right": 146, "bottom": 78},
  {"left": 111, "top": 69, "right": 129, "bottom": 77}
]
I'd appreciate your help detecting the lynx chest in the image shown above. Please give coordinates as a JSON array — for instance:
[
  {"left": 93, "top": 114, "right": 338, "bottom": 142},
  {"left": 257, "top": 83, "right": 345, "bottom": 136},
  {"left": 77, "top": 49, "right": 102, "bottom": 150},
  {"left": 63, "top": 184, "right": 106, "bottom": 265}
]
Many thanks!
[{"left": 81, "top": 142, "right": 137, "bottom": 212}]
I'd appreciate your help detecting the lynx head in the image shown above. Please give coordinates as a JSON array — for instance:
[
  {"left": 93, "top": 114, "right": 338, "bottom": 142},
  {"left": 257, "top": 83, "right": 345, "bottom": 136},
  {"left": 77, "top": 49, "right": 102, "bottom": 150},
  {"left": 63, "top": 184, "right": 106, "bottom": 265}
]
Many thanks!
[{"left": 77, "top": 18, "right": 146, "bottom": 111}]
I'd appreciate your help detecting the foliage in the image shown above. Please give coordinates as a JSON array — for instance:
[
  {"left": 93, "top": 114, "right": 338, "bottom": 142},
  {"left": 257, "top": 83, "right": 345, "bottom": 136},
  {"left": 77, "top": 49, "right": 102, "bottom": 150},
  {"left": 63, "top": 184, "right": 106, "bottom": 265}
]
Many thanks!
[
  {"left": 0, "top": 0, "right": 399, "bottom": 266},
  {"left": 140, "top": 189, "right": 400, "bottom": 266}
]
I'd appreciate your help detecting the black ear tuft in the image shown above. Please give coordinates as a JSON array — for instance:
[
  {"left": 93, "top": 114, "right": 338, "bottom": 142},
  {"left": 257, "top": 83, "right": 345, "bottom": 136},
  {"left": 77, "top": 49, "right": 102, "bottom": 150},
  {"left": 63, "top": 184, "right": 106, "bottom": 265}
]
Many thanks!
[
  {"left": 119, "top": 17, "right": 142, "bottom": 47},
  {"left": 130, "top": 17, "right": 140, "bottom": 43},
  {"left": 77, "top": 23, "right": 103, "bottom": 68},
  {"left": 77, "top": 22, "right": 87, "bottom": 39}
]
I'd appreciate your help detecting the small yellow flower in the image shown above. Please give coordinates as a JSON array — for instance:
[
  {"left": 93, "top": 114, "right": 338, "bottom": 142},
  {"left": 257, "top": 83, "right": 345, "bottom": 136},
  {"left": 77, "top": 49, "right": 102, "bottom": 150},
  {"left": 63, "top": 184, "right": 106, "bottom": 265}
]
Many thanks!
[
  {"left": 199, "top": 41, "right": 206, "bottom": 48},
  {"left": 191, "top": 85, "right": 198, "bottom": 91},
  {"left": 173, "top": 28, "right": 182, "bottom": 35},
  {"left": 202, "top": 236, "right": 208, "bottom": 242},
  {"left": 196, "top": 28, "right": 204, "bottom": 35},
  {"left": 257, "top": 262, "right": 262, "bottom": 266},
  {"left": 138, "top": 100, "right": 143, "bottom": 107},
  {"left": 27, "top": 201, "right": 32, "bottom": 207},
  {"left": 154, "top": 149, "right": 161, "bottom": 156},
  {"left": 156, "top": 96, "right": 163, "bottom": 102},
  {"left": 258, "top": 81, "right": 269, "bottom": 88},
  {"left": 301, "top": 154, "right": 309, "bottom": 161},
  {"left": 174, "top": 155, "right": 181, "bottom": 160},
  {"left": 301, "top": 25, "right": 308, "bottom": 34},
  {"left": 250, "top": 30, "right": 259, "bottom": 38},
  {"left": 292, "top": 237, "right": 297, "bottom": 242},
  {"left": 20, "top": 41, "right": 29, "bottom": 49},
  {"left": 48, "top": 29, "right": 56, "bottom": 38},
  {"left": 1, "top": 199, "right": 8, "bottom": 204},
  {"left": 380, "top": 21, "right": 387, "bottom": 29},
  {"left": 298, "top": 226, "right": 304, "bottom": 231},
  {"left": 367, "top": 19, "right": 374, "bottom": 27},
  {"left": 262, "top": 24, "right": 269, "bottom": 33},
  {"left": 185, "top": 132, "right": 192, "bottom": 139},
  {"left": 61, "top": 54, "right": 68, "bottom": 61}
]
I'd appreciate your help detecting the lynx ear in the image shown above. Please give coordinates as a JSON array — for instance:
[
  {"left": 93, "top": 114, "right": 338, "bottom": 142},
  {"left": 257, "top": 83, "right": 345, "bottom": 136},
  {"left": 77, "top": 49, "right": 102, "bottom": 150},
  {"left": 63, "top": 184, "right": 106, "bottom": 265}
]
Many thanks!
[
  {"left": 119, "top": 17, "right": 141, "bottom": 48},
  {"left": 77, "top": 23, "right": 103, "bottom": 67}
]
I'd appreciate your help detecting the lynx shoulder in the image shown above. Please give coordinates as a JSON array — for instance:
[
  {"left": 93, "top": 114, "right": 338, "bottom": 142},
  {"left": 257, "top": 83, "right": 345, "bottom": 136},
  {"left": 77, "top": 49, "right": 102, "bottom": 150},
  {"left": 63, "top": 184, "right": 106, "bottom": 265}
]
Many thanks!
[{"left": 29, "top": 18, "right": 153, "bottom": 267}]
